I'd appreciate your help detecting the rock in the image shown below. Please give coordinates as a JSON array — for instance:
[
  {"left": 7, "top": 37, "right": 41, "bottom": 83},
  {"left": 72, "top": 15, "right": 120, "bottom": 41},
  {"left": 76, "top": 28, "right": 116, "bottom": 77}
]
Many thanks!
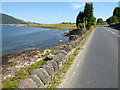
[
  {"left": 54, "top": 50, "right": 67, "bottom": 55},
  {"left": 56, "top": 53, "right": 65, "bottom": 62},
  {"left": 31, "top": 68, "right": 50, "bottom": 85},
  {"left": 41, "top": 64, "right": 54, "bottom": 75},
  {"left": 59, "top": 40, "right": 63, "bottom": 43},
  {"left": 28, "top": 74, "right": 44, "bottom": 88},
  {"left": 69, "top": 41, "right": 76, "bottom": 48},
  {"left": 65, "top": 45, "right": 71, "bottom": 51},
  {"left": 46, "top": 54, "right": 54, "bottom": 60},
  {"left": 61, "top": 45, "right": 69, "bottom": 52},
  {"left": 47, "top": 60, "right": 59, "bottom": 73},
  {"left": 18, "top": 78, "right": 37, "bottom": 88}
]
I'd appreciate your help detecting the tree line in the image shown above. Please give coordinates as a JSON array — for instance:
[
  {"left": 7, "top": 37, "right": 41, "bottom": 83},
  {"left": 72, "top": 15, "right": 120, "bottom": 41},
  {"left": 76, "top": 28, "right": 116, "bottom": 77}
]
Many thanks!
[
  {"left": 106, "top": 7, "right": 120, "bottom": 25},
  {"left": 76, "top": 3, "right": 120, "bottom": 31}
]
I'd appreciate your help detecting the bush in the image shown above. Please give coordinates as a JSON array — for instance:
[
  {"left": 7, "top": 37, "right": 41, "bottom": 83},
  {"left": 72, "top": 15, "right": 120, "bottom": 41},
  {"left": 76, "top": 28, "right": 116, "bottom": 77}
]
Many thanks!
[{"left": 77, "top": 23, "right": 85, "bottom": 30}]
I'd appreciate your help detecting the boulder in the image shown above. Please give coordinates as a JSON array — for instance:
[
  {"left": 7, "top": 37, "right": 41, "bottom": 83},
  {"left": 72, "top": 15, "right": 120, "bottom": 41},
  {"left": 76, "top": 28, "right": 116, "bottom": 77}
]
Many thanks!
[
  {"left": 69, "top": 41, "right": 76, "bottom": 48},
  {"left": 56, "top": 53, "right": 65, "bottom": 62},
  {"left": 47, "top": 60, "right": 59, "bottom": 73},
  {"left": 31, "top": 68, "right": 51, "bottom": 85},
  {"left": 54, "top": 50, "right": 67, "bottom": 55},
  {"left": 61, "top": 45, "right": 69, "bottom": 52},
  {"left": 65, "top": 45, "right": 71, "bottom": 52},
  {"left": 68, "top": 44, "right": 72, "bottom": 50},
  {"left": 59, "top": 40, "right": 63, "bottom": 43},
  {"left": 28, "top": 74, "right": 44, "bottom": 88},
  {"left": 52, "top": 53, "right": 65, "bottom": 65},
  {"left": 41, "top": 64, "right": 54, "bottom": 75},
  {"left": 46, "top": 54, "right": 54, "bottom": 60},
  {"left": 18, "top": 78, "right": 37, "bottom": 88}
]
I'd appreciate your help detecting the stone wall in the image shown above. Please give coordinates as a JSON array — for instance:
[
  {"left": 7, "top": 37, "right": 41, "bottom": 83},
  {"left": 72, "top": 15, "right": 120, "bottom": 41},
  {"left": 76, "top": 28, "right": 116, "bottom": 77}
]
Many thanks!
[{"left": 17, "top": 30, "right": 90, "bottom": 88}]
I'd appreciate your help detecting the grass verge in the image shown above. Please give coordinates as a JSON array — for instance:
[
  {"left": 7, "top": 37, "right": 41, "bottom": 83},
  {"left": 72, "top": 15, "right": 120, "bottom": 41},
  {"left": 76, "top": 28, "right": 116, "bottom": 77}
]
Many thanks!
[{"left": 47, "top": 25, "right": 98, "bottom": 88}]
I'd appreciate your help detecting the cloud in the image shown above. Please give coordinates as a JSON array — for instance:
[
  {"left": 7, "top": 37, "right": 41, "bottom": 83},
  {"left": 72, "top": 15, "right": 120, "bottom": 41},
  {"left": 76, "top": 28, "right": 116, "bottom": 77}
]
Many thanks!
[{"left": 70, "top": 2, "right": 85, "bottom": 10}]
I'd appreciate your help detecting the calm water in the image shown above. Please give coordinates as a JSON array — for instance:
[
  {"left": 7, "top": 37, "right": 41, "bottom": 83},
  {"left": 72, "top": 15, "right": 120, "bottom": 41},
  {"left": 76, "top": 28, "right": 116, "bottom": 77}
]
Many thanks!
[{"left": 2, "top": 25, "right": 69, "bottom": 54}]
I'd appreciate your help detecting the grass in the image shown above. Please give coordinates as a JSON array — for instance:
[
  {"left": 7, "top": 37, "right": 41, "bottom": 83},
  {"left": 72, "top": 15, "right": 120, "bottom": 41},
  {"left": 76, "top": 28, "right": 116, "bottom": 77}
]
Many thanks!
[
  {"left": 47, "top": 25, "right": 98, "bottom": 88},
  {"left": 1, "top": 51, "right": 54, "bottom": 89}
]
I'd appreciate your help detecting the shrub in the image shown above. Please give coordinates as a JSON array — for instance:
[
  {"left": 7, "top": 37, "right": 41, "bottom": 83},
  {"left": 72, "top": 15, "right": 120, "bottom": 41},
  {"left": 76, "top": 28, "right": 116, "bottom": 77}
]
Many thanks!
[{"left": 77, "top": 23, "right": 85, "bottom": 31}]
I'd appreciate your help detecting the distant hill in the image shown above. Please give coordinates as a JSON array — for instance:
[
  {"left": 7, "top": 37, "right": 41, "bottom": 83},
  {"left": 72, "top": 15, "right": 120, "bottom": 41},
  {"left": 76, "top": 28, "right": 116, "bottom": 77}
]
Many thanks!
[{"left": 0, "top": 13, "right": 28, "bottom": 24}]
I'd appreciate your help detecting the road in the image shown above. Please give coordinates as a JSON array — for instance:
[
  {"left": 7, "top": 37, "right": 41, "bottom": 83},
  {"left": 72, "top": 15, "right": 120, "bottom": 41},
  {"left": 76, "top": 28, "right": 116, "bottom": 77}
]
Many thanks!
[{"left": 58, "top": 26, "right": 118, "bottom": 88}]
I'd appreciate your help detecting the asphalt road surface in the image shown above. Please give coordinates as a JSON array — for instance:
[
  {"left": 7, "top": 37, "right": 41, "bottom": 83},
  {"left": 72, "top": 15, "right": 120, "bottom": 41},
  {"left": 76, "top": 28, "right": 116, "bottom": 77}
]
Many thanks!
[{"left": 58, "top": 26, "right": 118, "bottom": 88}]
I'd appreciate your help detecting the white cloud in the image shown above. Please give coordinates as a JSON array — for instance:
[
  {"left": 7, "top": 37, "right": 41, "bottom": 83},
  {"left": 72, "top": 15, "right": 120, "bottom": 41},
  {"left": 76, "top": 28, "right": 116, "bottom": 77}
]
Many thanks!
[{"left": 70, "top": 2, "right": 85, "bottom": 10}]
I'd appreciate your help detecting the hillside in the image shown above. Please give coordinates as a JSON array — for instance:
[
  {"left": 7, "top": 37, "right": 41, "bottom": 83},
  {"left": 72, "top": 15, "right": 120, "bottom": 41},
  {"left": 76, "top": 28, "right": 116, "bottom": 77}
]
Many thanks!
[{"left": 0, "top": 13, "right": 28, "bottom": 24}]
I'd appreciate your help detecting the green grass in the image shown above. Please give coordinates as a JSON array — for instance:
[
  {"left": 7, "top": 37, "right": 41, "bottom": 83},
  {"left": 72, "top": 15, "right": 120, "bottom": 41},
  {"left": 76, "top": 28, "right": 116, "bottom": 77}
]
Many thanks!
[
  {"left": 47, "top": 25, "right": 98, "bottom": 88},
  {"left": 2, "top": 51, "right": 54, "bottom": 89}
]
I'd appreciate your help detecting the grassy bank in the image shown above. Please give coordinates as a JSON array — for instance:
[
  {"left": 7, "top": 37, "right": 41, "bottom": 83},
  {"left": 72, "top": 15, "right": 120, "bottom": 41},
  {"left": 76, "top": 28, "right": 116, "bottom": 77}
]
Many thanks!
[{"left": 47, "top": 25, "right": 98, "bottom": 88}]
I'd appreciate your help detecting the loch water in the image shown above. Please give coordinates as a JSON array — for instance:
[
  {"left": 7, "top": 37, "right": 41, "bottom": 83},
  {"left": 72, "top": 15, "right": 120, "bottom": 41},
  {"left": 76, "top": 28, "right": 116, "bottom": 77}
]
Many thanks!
[{"left": 2, "top": 25, "right": 69, "bottom": 54}]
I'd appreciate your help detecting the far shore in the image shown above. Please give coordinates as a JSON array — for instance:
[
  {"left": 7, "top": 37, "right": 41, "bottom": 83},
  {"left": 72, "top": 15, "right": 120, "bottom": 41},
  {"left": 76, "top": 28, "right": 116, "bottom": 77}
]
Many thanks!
[
  {"left": 18, "top": 24, "right": 77, "bottom": 30},
  {"left": 1, "top": 24, "right": 77, "bottom": 30}
]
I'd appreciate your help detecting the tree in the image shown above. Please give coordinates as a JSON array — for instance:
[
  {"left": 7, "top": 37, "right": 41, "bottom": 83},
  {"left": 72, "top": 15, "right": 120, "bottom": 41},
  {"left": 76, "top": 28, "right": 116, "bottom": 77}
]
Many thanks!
[
  {"left": 90, "top": 16, "right": 96, "bottom": 25},
  {"left": 113, "top": 7, "right": 120, "bottom": 22},
  {"left": 76, "top": 2, "right": 95, "bottom": 31},
  {"left": 97, "top": 18, "right": 103, "bottom": 24},
  {"left": 106, "top": 16, "right": 118, "bottom": 24},
  {"left": 106, "top": 17, "right": 112, "bottom": 24},
  {"left": 111, "top": 16, "right": 118, "bottom": 23},
  {"left": 76, "top": 11, "right": 84, "bottom": 27},
  {"left": 84, "top": 2, "right": 93, "bottom": 23}
]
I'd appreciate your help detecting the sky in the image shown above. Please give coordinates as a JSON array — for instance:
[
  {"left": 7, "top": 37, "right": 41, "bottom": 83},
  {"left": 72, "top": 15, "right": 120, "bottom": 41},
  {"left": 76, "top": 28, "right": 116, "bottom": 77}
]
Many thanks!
[{"left": 1, "top": 2, "right": 119, "bottom": 24}]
